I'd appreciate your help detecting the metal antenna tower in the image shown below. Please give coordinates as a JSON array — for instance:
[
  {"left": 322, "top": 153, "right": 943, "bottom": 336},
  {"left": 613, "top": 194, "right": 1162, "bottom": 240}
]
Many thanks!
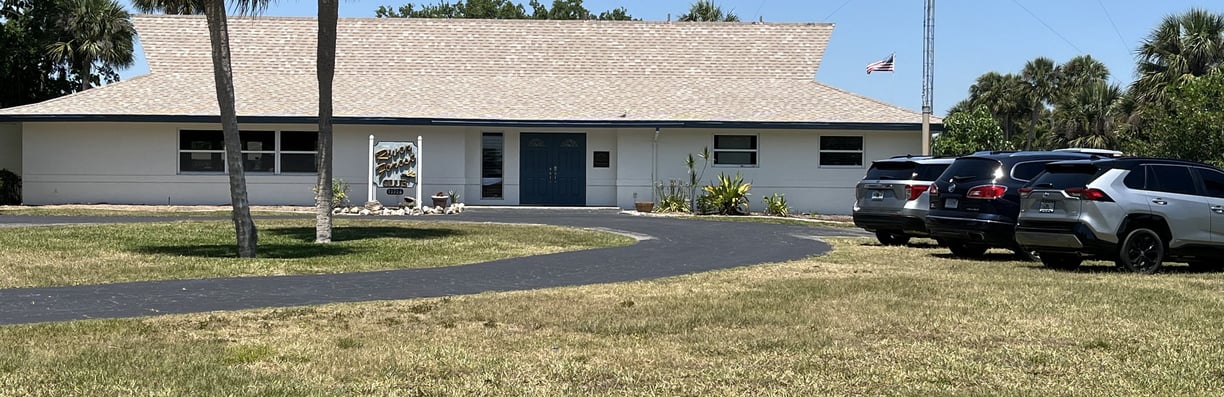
[{"left": 921, "top": 0, "right": 935, "bottom": 154}]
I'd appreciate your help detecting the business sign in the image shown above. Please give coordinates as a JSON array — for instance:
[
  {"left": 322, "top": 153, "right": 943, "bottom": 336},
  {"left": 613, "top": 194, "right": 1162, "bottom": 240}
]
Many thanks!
[{"left": 373, "top": 141, "right": 417, "bottom": 189}]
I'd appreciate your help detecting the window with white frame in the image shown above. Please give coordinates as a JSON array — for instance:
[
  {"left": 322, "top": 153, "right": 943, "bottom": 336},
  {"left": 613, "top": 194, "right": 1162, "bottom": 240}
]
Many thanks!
[
  {"left": 819, "top": 136, "right": 864, "bottom": 167},
  {"left": 178, "top": 130, "right": 317, "bottom": 174},
  {"left": 713, "top": 134, "right": 758, "bottom": 166}
]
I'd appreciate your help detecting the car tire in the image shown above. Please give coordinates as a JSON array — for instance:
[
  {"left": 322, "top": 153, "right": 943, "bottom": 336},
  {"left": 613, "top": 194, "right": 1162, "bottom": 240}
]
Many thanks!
[
  {"left": 1115, "top": 228, "right": 1165, "bottom": 274},
  {"left": 947, "top": 241, "right": 988, "bottom": 258},
  {"left": 875, "top": 231, "right": 911, "bottom": 246},
  {"left": 1039, "top": 253, "right": 1082, "bottom": 270}
]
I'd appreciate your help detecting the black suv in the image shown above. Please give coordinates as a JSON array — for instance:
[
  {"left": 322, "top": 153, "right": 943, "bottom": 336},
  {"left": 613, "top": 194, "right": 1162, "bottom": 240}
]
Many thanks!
[{"left": 926, "top": 150, "right": 1120, "bottom": 258}]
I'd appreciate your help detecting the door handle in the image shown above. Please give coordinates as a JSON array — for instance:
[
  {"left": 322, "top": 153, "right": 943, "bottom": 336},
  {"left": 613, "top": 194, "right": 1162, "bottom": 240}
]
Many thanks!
[
  {"left": 1212, "top": 205, "right": 1224, "bottom": 214},
  {"left": 1152, "top": 199, "right": 1168, "bottom": 205}
]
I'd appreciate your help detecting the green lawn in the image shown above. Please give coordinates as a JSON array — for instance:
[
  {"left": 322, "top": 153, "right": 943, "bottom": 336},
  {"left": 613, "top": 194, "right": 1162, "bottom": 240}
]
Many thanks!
[
  {"left": 2, "top": 238, "right": 1222, "bottom": 395},
  {"left": 0, "top": 219, "right": 633, "bottom": 288}
]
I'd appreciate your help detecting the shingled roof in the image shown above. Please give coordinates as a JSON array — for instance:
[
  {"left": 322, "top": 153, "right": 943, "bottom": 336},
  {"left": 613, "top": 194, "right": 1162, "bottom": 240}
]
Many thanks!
[{"left": 0, "top": 15, "right": 933, "bottom": 127}]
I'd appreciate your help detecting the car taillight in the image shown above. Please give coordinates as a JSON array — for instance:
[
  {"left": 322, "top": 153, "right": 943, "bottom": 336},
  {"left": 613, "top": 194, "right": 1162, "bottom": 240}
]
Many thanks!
[
  {"left": 966, "top": 184, "right": 1007, "bottom": 199},
  {"left": 929, "top": 184, "right": 939, "bottom": 197},
  {"left": 1018, "top": 187, "right": 1033, "bottom": 198},
  {"left": 1065, "top": 187, "right": 1112, "bottom": 201},
  {"left": 905, "top": 184, "right": 930, "bottom": 201}
]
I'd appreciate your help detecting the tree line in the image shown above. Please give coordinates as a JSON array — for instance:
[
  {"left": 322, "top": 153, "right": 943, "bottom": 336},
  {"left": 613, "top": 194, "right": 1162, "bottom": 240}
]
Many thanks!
[
  {"left": 936, "top": 8, "right": 1224, "bottom": 167},
  {"left": 1, "top": 0, "right": 135, "bottom": 108}
]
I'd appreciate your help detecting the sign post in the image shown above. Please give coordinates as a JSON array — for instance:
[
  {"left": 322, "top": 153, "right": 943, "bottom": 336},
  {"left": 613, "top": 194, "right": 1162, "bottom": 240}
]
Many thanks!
[
  {"left": 367, "top": 135, "right": 376, "bottom": 204},
  {"left": 416, "top": 135, "right": 423, "bottom": 209}
]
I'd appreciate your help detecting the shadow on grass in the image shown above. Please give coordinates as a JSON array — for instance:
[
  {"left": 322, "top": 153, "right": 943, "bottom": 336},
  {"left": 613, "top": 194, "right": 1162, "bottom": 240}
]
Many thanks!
[
  {"left": 134, "top": 244, "right": 357, "bottom": 259},
  {"left": 1026, "top": 263, "right": 1224, "bottom": 275},
  {"left": 263, "top": 226, "right": 461, "bottom": 242},
  {"left": 928, "top": 252, "right": 1029, "bottom": 263},
  {"left": 132, "top": 227, "right": 464, "bottom": 258}
]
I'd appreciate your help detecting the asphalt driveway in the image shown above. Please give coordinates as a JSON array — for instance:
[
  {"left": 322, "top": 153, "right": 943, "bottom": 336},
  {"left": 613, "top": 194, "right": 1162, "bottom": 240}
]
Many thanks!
[{"left": 0, "top": 208, "right": 867, "bottom": 325}]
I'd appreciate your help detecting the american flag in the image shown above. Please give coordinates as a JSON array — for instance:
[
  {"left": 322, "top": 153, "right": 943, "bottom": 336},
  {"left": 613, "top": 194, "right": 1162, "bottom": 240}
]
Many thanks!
[{"left": 866, "top": 54, "right": 895, "bottom": 74}]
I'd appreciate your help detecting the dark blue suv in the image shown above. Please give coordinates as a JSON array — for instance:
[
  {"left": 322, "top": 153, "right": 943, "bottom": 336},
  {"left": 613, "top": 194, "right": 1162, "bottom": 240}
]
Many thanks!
[{"left": 925, "top": 149, "right": 1122, "bottom": 258}]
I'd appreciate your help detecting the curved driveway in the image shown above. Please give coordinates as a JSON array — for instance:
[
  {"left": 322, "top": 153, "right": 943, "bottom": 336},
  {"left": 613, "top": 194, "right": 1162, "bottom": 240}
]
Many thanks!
[{"left": 0, "top": 209, "right": 867, "bottom": 325}]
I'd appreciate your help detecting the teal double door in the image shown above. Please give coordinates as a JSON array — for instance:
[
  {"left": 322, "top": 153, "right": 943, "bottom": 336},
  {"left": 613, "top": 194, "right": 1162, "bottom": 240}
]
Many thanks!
[{"left": 520, "top": 133, "right": 586, "bottom": 206}]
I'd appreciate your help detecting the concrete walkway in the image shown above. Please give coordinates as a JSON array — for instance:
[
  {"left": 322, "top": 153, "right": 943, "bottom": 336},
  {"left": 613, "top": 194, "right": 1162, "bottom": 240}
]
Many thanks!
[{"left": 0, "top": 208, "right": 868, "bottom": 325}]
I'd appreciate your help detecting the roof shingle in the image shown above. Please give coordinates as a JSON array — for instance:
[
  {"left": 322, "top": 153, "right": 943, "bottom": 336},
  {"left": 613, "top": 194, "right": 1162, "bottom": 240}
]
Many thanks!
[{"left": 0, "top": 15, "right": 935, "bottom": 125}]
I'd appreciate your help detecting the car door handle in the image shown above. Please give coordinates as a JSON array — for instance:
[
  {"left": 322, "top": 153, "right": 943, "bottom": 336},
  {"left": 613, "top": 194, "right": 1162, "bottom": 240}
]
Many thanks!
[
  {"left": 1212, "top": 205, "right": 1224, "bottom": 214},
  {"left": 1152, "top": 199, "right": 1168, "bottom": 205}
]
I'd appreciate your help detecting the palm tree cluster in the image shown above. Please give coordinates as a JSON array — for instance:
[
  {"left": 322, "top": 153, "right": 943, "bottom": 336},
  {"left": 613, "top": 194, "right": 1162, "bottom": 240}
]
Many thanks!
[{"left": 948, "top": 8, "right": 1224, "bottom": 153}]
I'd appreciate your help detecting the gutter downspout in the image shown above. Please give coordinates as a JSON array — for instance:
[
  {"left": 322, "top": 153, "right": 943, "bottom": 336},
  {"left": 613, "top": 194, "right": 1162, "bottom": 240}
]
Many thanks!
[{"left": 652, "top": 127, "right": 660, "bottom": 203}]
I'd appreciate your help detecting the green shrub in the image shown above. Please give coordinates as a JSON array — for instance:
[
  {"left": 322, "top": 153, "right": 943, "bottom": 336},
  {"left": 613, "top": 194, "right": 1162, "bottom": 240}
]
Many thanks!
[
  {"left": 313, "top": 178, "right": 350, "bottom": 208},
  {"left": 0, "top": 169, "right": 20, "bottom": 205},
  {"left": 654, "top": 179, "right": 690, "bottom": 213},
  {"left": 762, "top": 193, "right": 790, "bottom": 217},
  {"left": 702, "top": 173, "right": 752, "bottom": 215}
]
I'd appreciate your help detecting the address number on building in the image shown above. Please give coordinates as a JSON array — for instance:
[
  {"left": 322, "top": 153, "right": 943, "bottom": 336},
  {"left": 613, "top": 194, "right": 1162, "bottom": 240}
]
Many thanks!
[{"left": 385, "top": 188, "right": 404, "bottom": 195}]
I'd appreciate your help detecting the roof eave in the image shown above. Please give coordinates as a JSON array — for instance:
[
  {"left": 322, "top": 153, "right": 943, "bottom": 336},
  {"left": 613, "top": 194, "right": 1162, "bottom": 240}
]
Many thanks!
[{"left": 0, "top": 114, "right": 944, "bottom": 131}]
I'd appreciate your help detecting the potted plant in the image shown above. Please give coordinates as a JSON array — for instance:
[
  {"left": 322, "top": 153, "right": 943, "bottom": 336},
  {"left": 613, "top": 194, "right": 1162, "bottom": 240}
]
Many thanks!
[{"left": 431, "top": 191, "right": 449, "bottom": 208}]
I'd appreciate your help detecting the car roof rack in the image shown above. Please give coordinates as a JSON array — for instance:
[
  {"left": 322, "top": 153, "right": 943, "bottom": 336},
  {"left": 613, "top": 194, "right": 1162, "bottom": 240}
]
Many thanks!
[{"left": 1054, "top": 148, "right": 1124, "bottom": 157}]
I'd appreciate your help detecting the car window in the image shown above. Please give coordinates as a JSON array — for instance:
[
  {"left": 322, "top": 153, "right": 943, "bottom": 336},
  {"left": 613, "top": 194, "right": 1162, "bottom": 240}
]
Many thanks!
[
  {"left": 1028, "top": 164, "right": 1100, "bottom": 189},
  {"left": 913, "top": 163, "right": 951, "bottom": 181},
  {"left": 1148, "top": 165, "right": 1198, "bottom": 195},
  {"left": 1197, "top": 168, "right": 1224, "bottom": 198},
  {"left": 1011, "top": 161, "right": 1049, "bottom": 181},
  {"left": 939, "top": 158, "right": 1002, "bottom": 182},
  {"left": 1124, "top": 166, "right": 1147, "bottom": 190},
  {"left": 863, "top": 162, "right": 916, "bottom": 180}
]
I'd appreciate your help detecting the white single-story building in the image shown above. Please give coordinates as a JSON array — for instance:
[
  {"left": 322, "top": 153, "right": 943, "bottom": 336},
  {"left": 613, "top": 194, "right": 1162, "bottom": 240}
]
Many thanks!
[{"left": 0, "top": 15, "right": 937, "bottom": 214}]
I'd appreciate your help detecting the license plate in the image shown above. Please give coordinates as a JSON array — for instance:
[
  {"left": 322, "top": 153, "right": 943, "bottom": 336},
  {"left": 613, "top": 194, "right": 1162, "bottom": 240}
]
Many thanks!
[
  {"left": 1039, "top": 200, "right": 1055, "bottom": 213},
  {"left": 870, "top": 190, "right": 885, "bottom": 200},
  {"left": 945, "top": 198, "right": 958, "bottom": 209}
]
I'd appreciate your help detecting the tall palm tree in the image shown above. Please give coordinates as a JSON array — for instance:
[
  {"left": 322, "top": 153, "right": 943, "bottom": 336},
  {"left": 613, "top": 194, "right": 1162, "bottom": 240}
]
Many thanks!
[
  {"left": 968, "top": 72, "right": 1030, "bottom": 142},
  {"left": 46, "top": 0, "right": 136, "bottom": 91},
  {"left": 1021, "top": 57, "right": 1055, "bottom": 150},
  {"left": 315, "top": 0, "right": 337, "bottom": 243},
  {"left": 1132, "top": 8, "right": 1224, "bottom": 106},
  {"left": 1053, "top": 81, "right": 1122, "bottom": 149},
  {"left": 133, "top": 0, "right": 266, "bottom": 257},
  {"left": 678, "top": 0, "right": 739, "bottom": 22}
]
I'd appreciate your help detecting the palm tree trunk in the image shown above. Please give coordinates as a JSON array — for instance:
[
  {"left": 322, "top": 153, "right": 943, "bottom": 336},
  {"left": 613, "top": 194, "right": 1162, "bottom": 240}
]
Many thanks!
[
  {"left": 315, "top": 0, "right": 338, "bottom": 243},
  {"left": 204, "top": 1, "right": 258, "bottom": 258},
  {"left": 1028, "top": 107, "right": 1039, "bottom": 150}
]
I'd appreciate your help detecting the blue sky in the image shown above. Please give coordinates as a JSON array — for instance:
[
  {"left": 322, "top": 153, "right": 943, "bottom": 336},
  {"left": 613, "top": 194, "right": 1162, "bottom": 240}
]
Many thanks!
[{"left": 118, "top": 0, "right": 1211, "bottom": 116}]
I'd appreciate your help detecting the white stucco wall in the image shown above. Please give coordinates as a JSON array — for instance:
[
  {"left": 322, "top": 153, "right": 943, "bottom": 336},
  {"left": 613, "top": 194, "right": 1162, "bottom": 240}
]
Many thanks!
[
  {"left": 19, "top": 122, "right": 470, "bottom": 206},
  {"left": 0, "top": 123, "right": 20, "bottom": 175},
  {"left": 17, "top": 122, "right": 920, "bottom": 213},
  {"left": 615, "top": 128, "right": 922, "bottom": 215}
]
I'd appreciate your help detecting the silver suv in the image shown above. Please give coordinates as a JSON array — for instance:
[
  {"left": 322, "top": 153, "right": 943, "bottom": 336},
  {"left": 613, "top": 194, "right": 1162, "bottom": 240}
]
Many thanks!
[
  {"left": 853, "top": 156, "right": 954, "bottom": 245},
  {"left": 1015, "top": 158, "right": 1224, "bottom": 273}
]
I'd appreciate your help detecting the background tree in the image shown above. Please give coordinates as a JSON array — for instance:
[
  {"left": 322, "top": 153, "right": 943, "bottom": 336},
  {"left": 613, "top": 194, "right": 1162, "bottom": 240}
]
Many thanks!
[
  {"left": 932, "top": 106, "right": 1013, "bottom": 157},
  {"left": 1051, "top": 81, "right": 1122, "bottom": 149},
  {"left": 1, "top": 0, "right": 124, "bottom": 108},
  {"left": 1020, "top": 57, "right": 1055, "bottom": 150},
  {"left": 315, "top": 0, "right": 337, "bottom": 243},
  {"left": 1131, "top": 73, "right": 1224, "bottom": 167},
  {"left": 133, "top": 0, "right": 265, "bottom": 258},
  {"left": 376, "top": 0, "right": 634, "bottom": 20},
  {"left": 678, "top": 0, "right": 738, "bottom": 22},
  {"left": 45, "top": 0, "right": 134, "bottom": 91},
  {"left": 1131, "top": 8, "right": 1224, "bottom": 107},
  {"left": 964, "top": 71, "right": 1030, "bottom": 144}
]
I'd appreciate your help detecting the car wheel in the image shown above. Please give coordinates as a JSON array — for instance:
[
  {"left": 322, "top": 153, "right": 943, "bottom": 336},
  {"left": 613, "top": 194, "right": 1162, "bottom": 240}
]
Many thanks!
[
  {"left": 875, "top": 231, "right": 911, "bottom": 246},
  {"left": 947, "top": 241, "right": 988, "bottom": 258},
  {"left": 1039, "top": 253, "right": 1082, "bottom": 270},
  {"left": 1115, "top": 228, "right": 1165, "bottom": 274}
]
